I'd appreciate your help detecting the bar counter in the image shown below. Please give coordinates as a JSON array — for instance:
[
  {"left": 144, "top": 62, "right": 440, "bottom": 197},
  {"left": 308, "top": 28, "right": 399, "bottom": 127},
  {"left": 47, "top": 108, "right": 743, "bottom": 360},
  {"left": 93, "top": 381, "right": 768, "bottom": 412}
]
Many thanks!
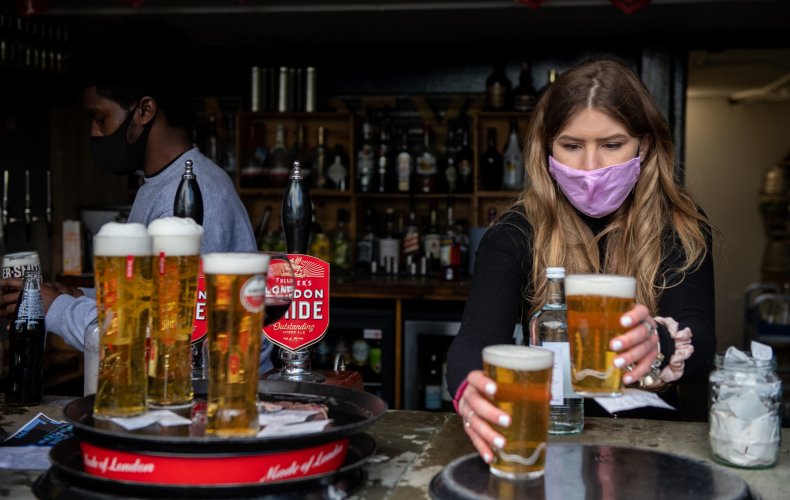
[{"left": 1, "top": 396, "right": 788, "bottom": 499}]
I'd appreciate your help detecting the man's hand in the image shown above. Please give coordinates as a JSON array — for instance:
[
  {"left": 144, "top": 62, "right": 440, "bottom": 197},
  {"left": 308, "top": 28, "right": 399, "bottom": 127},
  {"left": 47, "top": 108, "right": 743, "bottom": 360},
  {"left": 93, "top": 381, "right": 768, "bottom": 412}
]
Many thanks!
[{"left": 0, "top": 279, "right": 84, "bottom": 317}]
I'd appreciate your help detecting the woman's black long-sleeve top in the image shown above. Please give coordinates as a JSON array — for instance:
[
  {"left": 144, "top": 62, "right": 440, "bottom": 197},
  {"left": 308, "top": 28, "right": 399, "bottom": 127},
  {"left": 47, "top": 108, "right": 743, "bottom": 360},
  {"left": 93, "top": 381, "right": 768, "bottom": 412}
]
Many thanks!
[{"left": 446, "top": 209, "right": 716, "bottom": 405}]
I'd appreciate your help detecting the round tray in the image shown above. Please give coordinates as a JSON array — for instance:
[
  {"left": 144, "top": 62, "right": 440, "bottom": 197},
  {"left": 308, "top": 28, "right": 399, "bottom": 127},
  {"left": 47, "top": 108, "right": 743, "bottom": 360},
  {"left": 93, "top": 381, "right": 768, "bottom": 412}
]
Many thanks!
[
  {"left": 64, "top": 379, "right": 387, "bottom": 454},
  {"left": 61, "top": 379, "right": 385, "bottom": 486},
  {"left": 429, "top": 443, "right": 757, "bottom": 500},
  {"left": 36, "top": 433, "right": 375, "bottom": 499}
]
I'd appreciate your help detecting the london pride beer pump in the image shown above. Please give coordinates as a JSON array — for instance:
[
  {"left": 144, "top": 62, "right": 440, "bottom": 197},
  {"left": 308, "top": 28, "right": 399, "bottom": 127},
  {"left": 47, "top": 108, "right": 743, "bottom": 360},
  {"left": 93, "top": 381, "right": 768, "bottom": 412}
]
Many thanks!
[{"left": 264, "top": 161, "right": 330, "bottom": 382}]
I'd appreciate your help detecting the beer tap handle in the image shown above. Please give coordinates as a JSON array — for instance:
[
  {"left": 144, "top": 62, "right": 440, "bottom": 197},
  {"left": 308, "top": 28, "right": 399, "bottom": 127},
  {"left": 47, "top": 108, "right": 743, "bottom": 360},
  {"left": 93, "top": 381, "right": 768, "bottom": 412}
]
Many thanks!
[
  {"left": 46, "top": 170, "right": 52, "bottom": 236},
  {"left": 24, "top": 170, "right": 32, "bottom": 241},
  {"left": 2, "top": 170, "right": 9, "bottom": 237}
]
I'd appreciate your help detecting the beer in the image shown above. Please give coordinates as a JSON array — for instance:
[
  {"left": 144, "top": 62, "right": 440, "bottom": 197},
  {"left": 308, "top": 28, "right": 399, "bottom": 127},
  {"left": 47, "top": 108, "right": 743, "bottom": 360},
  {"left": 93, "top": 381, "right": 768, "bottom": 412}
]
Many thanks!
[
  {"left": 483, "top": 345, "right": 553, "bottom": 480},
  {"left": 147, "top": 217, "right": 203, "bottom": 409},
  {"left": 6, "top": 270, "right": 46, "bottom": 406},
  {"left": 93, "top": 223, "right": 153, "bottom": 419},
  {"left": 565, "top": 274, "right": 636, "bottom": 397},
  {"left": 204, "top": 252, "right": 269, "bottom": 437}
]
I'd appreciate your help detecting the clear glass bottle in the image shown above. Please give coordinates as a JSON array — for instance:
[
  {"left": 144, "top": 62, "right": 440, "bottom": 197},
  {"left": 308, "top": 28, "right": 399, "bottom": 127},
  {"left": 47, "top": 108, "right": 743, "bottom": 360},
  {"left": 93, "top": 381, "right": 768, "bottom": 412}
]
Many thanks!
[
  {"left": 529, "top": 267, "right": 584, "bottom": 435},
  {"left": 709, "top": 349, "right": 782, "bottom": 468},
  {"left": 357, "top": 116, "right": 375, "bottom": 193}
]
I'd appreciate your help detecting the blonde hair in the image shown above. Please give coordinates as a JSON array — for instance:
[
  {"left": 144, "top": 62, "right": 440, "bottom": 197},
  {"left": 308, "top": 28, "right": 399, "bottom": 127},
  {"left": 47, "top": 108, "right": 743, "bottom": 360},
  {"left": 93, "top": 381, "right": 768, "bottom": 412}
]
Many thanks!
[{"left": 519, "top": 58, "right": 709, "bottom": 316}]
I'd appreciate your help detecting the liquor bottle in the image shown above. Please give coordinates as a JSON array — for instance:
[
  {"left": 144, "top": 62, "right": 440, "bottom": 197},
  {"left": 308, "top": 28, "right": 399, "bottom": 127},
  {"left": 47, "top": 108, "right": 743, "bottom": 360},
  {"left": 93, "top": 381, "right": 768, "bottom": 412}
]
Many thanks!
[
  {"left": 6, "top": 269, "right": 46, "bottom": 406},
  {"left": 357, "top": 116, "right": 375, "bottom": 193},
  {"left": 268, "top": 123, "right": 291, "bottom": 188},
  {"left": 331, "top": 208, "right": 351, "bottom": 271},
  {"left": 423, "top": 352, "right": 443, "bottom": 411},
  {"left": 173, "top": 159, "right": 204, "bottom": 225},
  {"left": 513, "top": 61, "right": 538, "bottom": 112},
  {"left": 365, "top": 328, "right": 383, "bottom": 398},
  {"left": 291, "top": 123, "right": 312, "bottom": 185},
  {"left": 480, "top": 128, "right": 503, "bottom": 191},
  {"left": 485, "top": 62, "right": 512, "bottom": 111},
  {"left": 396, "top": 129, "right": 413, "bottom": 193},
  {"left": 444, "top": 122, "right": 458, "bottom": 193},
  {"left": 529, "top": 267, "right": 584, "bottom": 435},
  {"left": 326, "top": 145, "right": 348, "bottom": 191},
  {"left": 312, "top": 126, "right": 328, "bottom": 189},
  {"left": 309, "top": 220, "right": 332, "bottom": 262},
  {"left": 378, "top": 207, "right": 401, "bottom": 274},
  {"left": 281, "top": 161, "right": 311, "bottom": 254},
  {"left": 416, "top": 126, "right": 438, "bottom": 194},
  {"left": 356, "top": 207, "right": 378, "bottom": 273},
  {"left": 455, "top": 124, "right": 474, "bottom": 193},
  {"left": 241, "top": 121, "right": 267, "bottom": 188},
  {"left": 376, "top": 121, "right": 392, "bottom": 193},
  {"left": 439, "top": 198, "right": 460, "bottom": 281},
  {"left": 402, "top": 207, "right": 421, "bottom": 274},
  {"left": 487, "top": 207, "right": 498, "bottom": 226},
  {"left": 502, "top": 117, "right": 524, "bottom": 191},
  {"left": 423, "top": 205, "right": 441, "bottom": 276}
]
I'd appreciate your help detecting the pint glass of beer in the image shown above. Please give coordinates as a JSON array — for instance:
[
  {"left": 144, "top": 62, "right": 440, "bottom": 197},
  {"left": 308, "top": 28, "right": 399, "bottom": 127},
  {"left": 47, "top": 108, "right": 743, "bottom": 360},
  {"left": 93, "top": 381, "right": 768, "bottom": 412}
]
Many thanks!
[
  {"left": 147, "top": 217, "right": 203, "bottom": 409},
  {"left": 92, "top": 222, "right": 153, "bottom": 419},
  {"left": 565, "top": 274, "right": 636, "bottom": 397},
  {"left": 483, "top": 345, "right": 553, "bottom": 480},
  {"left": 204, "top": 252, "right": 269, "bottom": 437}
]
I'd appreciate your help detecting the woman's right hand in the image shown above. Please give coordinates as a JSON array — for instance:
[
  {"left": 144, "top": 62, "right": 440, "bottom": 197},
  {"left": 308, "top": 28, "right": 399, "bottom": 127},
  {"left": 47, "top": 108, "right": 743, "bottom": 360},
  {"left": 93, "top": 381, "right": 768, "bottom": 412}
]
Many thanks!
[{"left": 457, "top": 370, "right": 512, "bottom": 464}]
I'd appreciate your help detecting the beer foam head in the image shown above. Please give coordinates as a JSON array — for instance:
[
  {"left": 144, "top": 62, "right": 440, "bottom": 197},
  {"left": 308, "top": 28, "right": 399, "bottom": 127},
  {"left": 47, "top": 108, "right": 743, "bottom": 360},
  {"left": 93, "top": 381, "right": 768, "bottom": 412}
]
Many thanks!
[
  {"left": 483, "top": 345, "right": 553, "bottom": 371},
  {"left": 148, "top": 217, "right": 204, "bottom": 255},
  {"left": 564, "top": 274, "right": 636, "bottom": 298},
  {"left": 94, "top": 222, "right": 152, "bottom": 256},
  {"left": 202, "top": 253, "right": 270, "bottom": 275}
]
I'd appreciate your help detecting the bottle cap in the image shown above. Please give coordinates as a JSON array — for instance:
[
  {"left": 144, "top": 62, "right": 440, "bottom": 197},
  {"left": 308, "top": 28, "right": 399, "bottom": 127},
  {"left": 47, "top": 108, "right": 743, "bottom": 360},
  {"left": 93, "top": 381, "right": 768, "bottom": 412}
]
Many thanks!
[{"left": 546, "top": 266, "right": 565, "bottom": 278}]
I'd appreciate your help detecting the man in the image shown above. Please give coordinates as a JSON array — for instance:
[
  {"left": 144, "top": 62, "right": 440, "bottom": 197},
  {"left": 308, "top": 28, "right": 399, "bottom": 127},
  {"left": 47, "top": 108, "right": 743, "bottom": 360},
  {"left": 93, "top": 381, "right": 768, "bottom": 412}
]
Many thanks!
[{"left": 1, "top": 19, "right": 274, "bottom": 373}]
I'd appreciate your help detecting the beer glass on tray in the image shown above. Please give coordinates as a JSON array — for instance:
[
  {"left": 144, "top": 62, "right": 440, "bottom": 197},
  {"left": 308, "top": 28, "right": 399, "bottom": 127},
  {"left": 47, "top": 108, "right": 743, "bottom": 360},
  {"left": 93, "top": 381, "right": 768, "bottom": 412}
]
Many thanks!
[
  {"left": 147, "top": 217, "right": 204, "bottom": 409},
  {"left": 92, "top": 223, "right": 152, "bottom": 419},
  {"left": 203, "top": 252, "right": 269, "bottom": 437},
  {"left": 565, "top": 274, "right": 636, "bottom": 397}
]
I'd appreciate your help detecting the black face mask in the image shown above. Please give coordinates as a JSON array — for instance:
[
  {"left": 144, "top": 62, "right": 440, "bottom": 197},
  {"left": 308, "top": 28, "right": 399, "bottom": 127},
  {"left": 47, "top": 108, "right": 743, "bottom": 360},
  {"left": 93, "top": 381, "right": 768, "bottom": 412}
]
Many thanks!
[{"left": 89, "top": 106, "right": 152, "bottom": 176}]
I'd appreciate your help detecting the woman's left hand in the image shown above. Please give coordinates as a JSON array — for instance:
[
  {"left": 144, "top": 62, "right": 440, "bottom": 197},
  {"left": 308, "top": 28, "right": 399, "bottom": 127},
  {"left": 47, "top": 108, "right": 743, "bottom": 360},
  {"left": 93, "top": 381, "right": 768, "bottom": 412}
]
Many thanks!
[{"left": 610, "top": 304, "right": 659, "bottom": 385}]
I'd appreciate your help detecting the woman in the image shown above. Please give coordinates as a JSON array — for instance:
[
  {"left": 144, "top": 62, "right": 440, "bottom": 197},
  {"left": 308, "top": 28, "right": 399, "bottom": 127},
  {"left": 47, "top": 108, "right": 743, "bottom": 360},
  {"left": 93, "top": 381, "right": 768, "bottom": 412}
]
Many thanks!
[{"left": 446, "top": 57, "right": 715, "bottom": 463}]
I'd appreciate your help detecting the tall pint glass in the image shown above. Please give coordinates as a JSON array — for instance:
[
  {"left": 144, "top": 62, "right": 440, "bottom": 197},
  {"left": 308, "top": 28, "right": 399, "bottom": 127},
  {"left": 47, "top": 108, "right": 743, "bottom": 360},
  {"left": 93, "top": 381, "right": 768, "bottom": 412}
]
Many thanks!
[
  {"left": 565, "top": 274, "right": 636, "bottom": 397},
  {"left": 483, "top": 345, "right": 553, "bottom": 480},
  {"left": 204, "top": 252, "right": 269, "bottom": 437},
  {"left": 92, "top": 223, "right": 153, "bottom": 419},
  {"left": 147, "top": 217, "right": 203, "bottom": 409}
]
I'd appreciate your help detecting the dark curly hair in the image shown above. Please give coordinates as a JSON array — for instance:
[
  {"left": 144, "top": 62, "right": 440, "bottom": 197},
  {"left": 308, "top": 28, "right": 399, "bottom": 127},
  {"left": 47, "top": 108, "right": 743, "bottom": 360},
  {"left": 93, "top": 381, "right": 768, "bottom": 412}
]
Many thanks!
[{"left": 70, "top": 17, "right": 196, "bottom": 130}]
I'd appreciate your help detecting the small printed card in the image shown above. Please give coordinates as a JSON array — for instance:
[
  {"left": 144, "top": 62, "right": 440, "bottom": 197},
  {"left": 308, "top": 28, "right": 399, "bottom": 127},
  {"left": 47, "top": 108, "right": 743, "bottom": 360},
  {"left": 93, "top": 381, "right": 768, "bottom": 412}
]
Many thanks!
[{"left": 594, "top": 389, "right": 676, "bottom": 414}]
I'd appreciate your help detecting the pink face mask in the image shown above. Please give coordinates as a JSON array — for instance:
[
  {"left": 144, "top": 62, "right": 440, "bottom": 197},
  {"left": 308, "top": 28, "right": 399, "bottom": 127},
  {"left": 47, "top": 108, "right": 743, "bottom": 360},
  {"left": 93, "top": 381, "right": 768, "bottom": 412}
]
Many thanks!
[{"left": 548, "top": 155, "right": 641, "bottom": 218}]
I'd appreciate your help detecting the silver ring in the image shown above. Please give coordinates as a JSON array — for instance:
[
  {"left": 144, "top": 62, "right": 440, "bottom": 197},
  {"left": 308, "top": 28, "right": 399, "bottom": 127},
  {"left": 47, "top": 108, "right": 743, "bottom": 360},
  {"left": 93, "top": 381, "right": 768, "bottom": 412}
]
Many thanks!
[
  {"left": 464, "top": 410, "right": 475, "bottom": 428},
  {"left": 643, "top": 320, "right": 656, "bottom": 337}
]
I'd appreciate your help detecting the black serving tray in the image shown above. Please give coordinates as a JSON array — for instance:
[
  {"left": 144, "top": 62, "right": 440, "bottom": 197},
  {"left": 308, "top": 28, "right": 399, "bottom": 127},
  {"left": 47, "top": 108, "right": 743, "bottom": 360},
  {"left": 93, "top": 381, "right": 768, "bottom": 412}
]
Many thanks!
[
  {"left": 429, "top": 443, "right": 757, "bottom": 500},
  {"left": 36, "top": 433, "right": 375, "bottom": 499},
  {"left": 63, "top": 379, "right": 386, "bottom": 455}
]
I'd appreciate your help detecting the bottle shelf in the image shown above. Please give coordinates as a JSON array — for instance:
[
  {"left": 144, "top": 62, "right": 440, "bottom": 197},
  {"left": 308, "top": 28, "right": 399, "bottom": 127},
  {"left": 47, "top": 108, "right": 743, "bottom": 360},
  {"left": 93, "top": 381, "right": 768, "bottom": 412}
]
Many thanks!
[
  {"left": 476, "top": 191, "right": 520, "bottom": 199},
  {"left": 355, "top": 193, "right": 473, "bottom": 200},
  {"left": 239, "top": 187, "right": 352, "bottom": 198}
]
